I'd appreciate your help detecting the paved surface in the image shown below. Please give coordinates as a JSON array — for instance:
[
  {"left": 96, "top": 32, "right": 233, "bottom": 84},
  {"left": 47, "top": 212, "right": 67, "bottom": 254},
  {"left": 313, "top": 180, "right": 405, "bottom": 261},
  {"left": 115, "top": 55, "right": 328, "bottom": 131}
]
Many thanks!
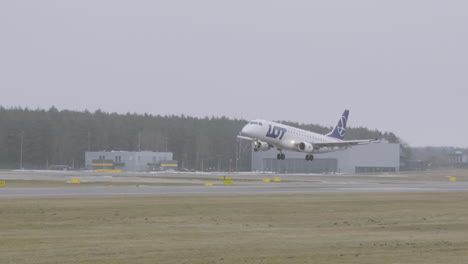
[
  {"left": 2, "top": 180, "right": 468, "bottom": 198},
  {"left": 1, "top": 170, "right": 468, "bottom": 198}
]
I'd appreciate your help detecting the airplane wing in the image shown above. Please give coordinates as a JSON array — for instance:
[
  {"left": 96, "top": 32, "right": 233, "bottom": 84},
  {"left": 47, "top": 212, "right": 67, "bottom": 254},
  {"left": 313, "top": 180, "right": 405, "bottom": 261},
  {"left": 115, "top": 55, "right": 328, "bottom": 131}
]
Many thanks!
[
  {"left": 237, "top": 135, "right": 254, "bottom": 141},
  {"left": 312, "top": 139, "right": 376, "bottom": 149}
]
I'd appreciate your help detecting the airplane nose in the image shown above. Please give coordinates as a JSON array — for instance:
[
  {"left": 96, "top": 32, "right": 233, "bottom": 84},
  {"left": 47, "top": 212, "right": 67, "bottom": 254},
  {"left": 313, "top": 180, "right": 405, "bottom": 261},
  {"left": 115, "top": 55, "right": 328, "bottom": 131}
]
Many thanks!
[
  {"left": 241, "top": 125, "right": 251, "bottom": 136},
  {"left": 240, "top": 126, "right": 246, "bottom": 135},
  {"left": 241, "top": 125, "right": 252, "bottom": 136}
]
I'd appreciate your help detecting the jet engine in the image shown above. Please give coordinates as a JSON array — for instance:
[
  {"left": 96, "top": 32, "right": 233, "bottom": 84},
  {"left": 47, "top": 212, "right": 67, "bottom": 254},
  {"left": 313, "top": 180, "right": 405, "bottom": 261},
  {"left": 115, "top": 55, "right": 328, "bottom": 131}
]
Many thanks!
[
  {"left": 254, "top": 141, "right": 271, "bottom": 151},
  {"left": 298, "top": 142, "right": 314, "bottom": 152}
]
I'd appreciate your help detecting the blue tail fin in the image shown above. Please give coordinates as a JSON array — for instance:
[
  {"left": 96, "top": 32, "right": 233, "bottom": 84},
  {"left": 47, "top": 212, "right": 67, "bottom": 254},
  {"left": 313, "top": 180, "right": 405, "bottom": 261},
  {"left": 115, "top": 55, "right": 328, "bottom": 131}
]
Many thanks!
[{"left": 326, "top": 110, "right": 349, "bottom": 140}]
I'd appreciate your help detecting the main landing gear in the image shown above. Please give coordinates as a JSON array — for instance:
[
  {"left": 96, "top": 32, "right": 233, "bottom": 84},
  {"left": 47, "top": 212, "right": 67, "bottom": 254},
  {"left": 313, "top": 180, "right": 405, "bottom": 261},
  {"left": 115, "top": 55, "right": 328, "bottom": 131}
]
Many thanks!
[
  {"left": 276, "top": 151, "right": 285, "bottom": 160},
  {"left": 305, "top": 154, "right": 314, "bottom": 161}
]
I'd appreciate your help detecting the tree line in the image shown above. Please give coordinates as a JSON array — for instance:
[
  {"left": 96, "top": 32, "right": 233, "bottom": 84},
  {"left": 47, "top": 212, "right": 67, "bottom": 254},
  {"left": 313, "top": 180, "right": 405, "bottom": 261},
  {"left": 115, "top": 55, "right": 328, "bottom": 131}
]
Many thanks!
[{"left": 0, "top": 106, "right": 401, "bottom": 170}]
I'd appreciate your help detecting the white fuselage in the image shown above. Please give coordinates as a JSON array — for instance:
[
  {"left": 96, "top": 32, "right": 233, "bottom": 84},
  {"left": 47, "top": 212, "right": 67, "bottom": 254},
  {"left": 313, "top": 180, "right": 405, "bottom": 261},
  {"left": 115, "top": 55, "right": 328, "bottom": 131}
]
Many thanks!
[{"left": 241, "top": 119, "right": 345, "bottom": 154}]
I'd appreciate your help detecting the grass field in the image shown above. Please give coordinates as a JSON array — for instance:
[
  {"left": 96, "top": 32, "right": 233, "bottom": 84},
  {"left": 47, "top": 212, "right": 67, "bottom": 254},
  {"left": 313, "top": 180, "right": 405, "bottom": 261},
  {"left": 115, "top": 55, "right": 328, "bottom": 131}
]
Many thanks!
[{"left": 1, "top": 192, "right": 468, "bottom": 264}]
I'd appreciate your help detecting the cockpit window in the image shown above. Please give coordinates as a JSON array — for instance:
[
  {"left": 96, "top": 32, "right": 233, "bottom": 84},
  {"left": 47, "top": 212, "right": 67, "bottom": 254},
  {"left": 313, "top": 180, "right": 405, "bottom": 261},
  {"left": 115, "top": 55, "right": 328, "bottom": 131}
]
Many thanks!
[{"left": 249, "top": 121, "right": 263, "bottom": 126}]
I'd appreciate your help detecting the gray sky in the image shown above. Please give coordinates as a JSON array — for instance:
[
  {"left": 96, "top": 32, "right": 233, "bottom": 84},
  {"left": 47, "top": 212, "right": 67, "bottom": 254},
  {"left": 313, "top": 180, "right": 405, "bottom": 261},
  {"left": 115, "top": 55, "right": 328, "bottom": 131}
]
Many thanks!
[{"left": 1, "top": 1, "right": 467, "bottom": 147}]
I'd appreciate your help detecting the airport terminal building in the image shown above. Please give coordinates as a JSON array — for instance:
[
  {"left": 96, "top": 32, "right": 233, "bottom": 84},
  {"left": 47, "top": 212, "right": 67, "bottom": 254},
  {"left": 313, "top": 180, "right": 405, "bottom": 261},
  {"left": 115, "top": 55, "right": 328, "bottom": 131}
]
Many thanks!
[
  {"left": 251, "top": 141, "right": 400, "bottom": 174},
  {"left": 85, "top": 151, "right": 177, "bottom": 172}
]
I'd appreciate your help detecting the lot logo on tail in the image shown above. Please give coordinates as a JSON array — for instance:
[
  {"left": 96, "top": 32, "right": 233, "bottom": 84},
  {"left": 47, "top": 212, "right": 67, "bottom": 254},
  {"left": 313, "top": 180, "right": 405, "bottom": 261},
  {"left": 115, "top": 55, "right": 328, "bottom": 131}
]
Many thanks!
[
  {"left": 327, "top": 110, "right": 349, "bottom": 140},
  {"left": 337, "top": 116, "right": 347, "bottom": 137}
]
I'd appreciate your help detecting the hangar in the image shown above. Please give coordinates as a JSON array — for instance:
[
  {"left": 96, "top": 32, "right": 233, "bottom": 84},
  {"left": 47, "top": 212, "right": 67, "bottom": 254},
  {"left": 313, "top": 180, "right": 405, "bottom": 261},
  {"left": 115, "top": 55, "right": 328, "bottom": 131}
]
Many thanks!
[
  {"left": 85, "top": 151, "right": 177, "bottom": 172},
  {"left": 251, "top": 141, "right": 400, "bottom": 174}
]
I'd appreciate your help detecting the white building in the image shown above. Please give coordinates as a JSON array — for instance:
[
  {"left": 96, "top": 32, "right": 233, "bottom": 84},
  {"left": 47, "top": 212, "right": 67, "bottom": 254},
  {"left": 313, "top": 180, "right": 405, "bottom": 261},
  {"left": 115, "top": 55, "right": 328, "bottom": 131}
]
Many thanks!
[
  {"left": 85, "top": 151, "right": 176, "bottom": 172},
  {"left": 251, "top": 142, "right": 400, "bottom": 174}
]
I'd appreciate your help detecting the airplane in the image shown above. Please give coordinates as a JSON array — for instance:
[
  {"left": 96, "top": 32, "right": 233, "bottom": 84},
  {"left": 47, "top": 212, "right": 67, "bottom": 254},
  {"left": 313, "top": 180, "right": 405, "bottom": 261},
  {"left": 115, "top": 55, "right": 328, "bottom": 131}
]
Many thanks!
[{"left": 237, "top": 110, "right": 377, "bottom": 161}]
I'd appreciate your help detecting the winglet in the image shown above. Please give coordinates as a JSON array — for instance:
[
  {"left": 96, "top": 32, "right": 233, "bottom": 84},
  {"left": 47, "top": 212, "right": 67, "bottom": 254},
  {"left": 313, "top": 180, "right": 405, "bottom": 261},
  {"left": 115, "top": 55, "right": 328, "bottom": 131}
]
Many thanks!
[{"left": 326, "top": 110, "right": 349, "bottom": 140}]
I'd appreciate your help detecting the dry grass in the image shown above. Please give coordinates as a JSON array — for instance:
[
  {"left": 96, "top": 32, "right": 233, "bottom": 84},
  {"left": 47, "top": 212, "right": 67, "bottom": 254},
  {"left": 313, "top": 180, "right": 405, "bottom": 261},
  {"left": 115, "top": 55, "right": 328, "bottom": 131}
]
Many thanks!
[{"left": 1, "top": 192, "right": 468, "bottom": 264}]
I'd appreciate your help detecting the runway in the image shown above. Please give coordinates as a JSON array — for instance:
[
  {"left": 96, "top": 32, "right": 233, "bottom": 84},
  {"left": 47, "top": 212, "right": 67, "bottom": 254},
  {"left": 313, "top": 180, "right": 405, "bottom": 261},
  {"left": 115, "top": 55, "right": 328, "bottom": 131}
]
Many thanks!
[
  {"left": 1, "top": 181, "right": 468, "bottom": 198},
  {"left": 1, "top": 170, "right": 468, "bottom": 198}
]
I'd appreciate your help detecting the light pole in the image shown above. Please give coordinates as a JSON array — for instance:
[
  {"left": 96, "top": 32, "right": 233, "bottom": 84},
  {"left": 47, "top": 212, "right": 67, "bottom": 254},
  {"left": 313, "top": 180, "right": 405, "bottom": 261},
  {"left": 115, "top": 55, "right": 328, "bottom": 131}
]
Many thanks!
[
  {"left": 19, "top": 131, "right": 24, "bottom": 170},
  {"left": 87, "top": 130, "right": 91, "bottom": 152},
  {"left": 138, "top": 131, "right": 141, "bottom": 151}
]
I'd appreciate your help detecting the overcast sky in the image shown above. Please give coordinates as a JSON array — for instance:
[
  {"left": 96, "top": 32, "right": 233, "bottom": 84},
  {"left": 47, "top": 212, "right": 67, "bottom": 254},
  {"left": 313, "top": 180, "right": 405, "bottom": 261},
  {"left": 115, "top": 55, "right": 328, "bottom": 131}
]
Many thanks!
[{"left": 1, "top": 1, "right": 467, "bottom": 147}]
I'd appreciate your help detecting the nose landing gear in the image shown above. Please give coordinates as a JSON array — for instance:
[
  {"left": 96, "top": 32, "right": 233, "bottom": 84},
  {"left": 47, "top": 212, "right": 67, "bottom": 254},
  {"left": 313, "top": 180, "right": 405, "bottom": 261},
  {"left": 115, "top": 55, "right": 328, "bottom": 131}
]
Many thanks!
[{"left": 305, "top": 154, "right": 314, "bottom": 161}]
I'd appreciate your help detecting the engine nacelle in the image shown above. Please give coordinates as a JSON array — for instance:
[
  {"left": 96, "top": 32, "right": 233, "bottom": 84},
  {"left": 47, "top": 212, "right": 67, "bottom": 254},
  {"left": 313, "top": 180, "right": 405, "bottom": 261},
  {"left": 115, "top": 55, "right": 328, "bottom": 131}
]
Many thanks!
[
  {"left": 298, "top": 142, "right": 314, "bottom": 152},
  {"left": 254, "top": 141, "right": 271, "bottom": 151}
]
